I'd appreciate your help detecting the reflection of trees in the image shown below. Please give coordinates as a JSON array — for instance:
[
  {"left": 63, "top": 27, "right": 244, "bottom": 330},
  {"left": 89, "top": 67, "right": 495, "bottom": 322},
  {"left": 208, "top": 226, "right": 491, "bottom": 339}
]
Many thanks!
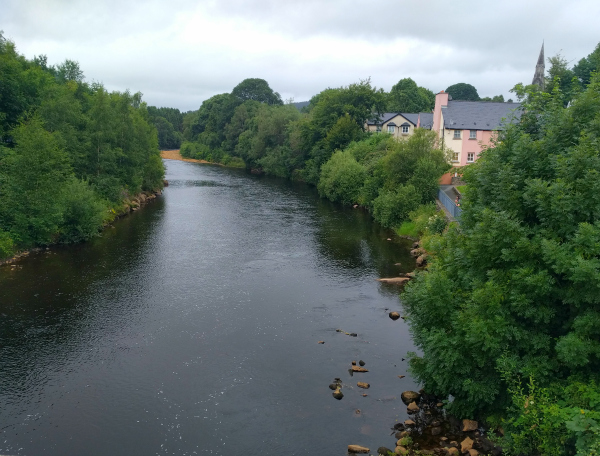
[
  {"left": 313, "top": 195, "right": 416, "bottom": 278},
  {"left": 0, "top": 198, "right": 165, "bottom": 395}
]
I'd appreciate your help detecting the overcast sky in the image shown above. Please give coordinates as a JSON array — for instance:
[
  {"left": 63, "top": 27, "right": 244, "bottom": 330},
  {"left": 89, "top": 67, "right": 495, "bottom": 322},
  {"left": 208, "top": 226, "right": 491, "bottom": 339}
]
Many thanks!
[{"left": 3, "top": 0, "right": 599, "bottom": 111}]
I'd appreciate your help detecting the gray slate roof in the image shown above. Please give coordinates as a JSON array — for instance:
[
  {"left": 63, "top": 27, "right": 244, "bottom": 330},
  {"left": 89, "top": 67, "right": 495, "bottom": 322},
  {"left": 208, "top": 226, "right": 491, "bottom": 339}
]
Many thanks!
[
  {"left": 418, "top": 113, "right": 433, "bottom": 129},
  {"left": 367, "top": 112, "right": 421, "bottom": 126},
  {"left": 443, "top": 101, "right": 522, "bottom": 131}
]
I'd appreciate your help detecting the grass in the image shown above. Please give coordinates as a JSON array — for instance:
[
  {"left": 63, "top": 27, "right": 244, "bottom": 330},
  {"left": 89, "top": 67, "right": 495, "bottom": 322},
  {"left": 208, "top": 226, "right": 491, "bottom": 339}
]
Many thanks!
[
  {"left": 456, "top": 185, "right": 467, "bottom": 194},
  {"left": 396, "top": 221, "right": 418, "bottom": 237}
]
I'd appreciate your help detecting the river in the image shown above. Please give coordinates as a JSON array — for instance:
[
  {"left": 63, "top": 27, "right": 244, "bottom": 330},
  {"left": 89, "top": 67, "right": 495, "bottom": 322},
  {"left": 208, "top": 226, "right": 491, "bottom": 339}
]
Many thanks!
[{"left": 0, "top": 159, "right": 419, "bottom": 455}]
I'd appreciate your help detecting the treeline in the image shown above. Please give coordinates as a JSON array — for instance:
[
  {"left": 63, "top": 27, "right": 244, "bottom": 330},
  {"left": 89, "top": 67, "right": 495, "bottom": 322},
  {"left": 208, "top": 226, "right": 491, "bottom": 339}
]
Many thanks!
[
  {"left": 178, "top": 77, "right": 449, "bottom": 228},
  {"left": 0, "top": 33, "right": 164, "bottom": 258},
  {"left": 402, "top": 54, "right": 600, "bottom": 455}
]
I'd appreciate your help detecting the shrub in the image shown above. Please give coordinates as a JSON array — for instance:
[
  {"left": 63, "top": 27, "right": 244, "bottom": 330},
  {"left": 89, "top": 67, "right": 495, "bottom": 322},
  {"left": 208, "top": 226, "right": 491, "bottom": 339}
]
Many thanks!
[
  {"left": 372, "top": 184, "right": 421, "bottom": 228},
  {"left": 318, "top": 150, "right": 366, "bottom": 205}
]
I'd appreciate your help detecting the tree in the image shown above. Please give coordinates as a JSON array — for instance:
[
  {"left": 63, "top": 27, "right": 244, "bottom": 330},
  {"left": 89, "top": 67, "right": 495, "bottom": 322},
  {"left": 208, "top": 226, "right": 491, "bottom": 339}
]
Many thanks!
[
  {"left": 402, "top": 74, "right": 600, "bottom": 419},
  {"left": 231, "top": 78, "right": 283, "bottom": 105},
  {"left": 573, "top": 42, "right": 600, "bottom": 87},
  {"left": 56, "top": 59, "right": 84, "bottom": 83},
  {"left": 445, "top": 83, "right": 480, "bottom": 101},
  {"left": 387, "top": 78, "right": 435, "bottom": 112},
  {"left": 545, "top": 54, "right": 577, "bottom": 106},
  {"left": 318, "top": 149, "right": 366, "bottom": 205}
]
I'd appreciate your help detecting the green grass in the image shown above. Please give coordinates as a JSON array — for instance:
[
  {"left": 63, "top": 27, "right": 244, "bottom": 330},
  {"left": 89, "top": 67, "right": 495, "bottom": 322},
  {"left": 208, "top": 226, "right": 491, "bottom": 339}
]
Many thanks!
[
  {"left": 456, "top": 185, "right": 467, "bottom": 194},
  {"left": 396, "top": 221, "right": 418, "bottom": 237}
]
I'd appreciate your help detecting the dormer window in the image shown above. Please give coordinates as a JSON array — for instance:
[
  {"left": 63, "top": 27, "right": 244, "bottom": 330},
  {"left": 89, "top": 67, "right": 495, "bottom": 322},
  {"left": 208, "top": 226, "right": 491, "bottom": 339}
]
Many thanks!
[{"left": 388, "top": 125, "right": 395, "bottom": 133}]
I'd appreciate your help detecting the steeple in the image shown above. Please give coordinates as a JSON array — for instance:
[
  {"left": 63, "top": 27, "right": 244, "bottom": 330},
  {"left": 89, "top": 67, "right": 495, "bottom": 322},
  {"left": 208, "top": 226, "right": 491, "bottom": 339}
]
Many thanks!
[{"left": 532, "top": 42, "right": 545, "bottom": 89}]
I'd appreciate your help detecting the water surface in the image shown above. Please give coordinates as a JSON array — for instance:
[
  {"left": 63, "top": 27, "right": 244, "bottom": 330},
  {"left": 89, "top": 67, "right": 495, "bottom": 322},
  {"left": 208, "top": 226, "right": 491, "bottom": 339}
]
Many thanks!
[{"left": 0, "top": 159, "right": 418, "bottom": 455}]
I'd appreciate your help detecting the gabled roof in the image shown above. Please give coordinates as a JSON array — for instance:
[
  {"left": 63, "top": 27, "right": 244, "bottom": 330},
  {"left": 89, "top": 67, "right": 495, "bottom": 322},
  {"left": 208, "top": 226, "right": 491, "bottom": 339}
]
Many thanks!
[
  {"left": 443, "top": 101, "right": 522, "bottom": 131},
  {"left": 367, "top": 112, "right": 418, "bottom": 126}
]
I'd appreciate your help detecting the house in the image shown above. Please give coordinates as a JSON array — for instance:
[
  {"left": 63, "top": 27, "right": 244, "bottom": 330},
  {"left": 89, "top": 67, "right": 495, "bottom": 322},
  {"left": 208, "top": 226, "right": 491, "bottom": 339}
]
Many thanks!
[
  {"left": 366, "top": 112, "right": 430, "bottom": 139},
  {"left": 432, "top": 91, "right": 522, "bottom": 167}
]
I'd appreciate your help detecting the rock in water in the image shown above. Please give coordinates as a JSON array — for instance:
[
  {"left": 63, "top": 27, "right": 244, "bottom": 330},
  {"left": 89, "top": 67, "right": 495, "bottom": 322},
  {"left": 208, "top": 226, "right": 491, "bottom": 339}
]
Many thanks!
[
  {"left": 351, "top": 366, "right": 368, "bottom": 372},
  {"left": 394, "top": 445, "right": 408, "bottom": 455},
  {"left": 462, "top": 419, "right": 478, "bottom": 432},
  {"left": 389, "top": 311, "right": 401, "bottom": 320},
  {"left": 352, "top": 361, "right": 357, "bottom": 365},
  {"left": 333, "top": 388, "right": 344, "bottom": 400},
  {"left": 329, "top": 383, "right": 338, "bottom": 390},
  {"left": 461, "top": 437, "right": 474, "bottom": 453},
  {"left": 401, "top": 391, "right": 420, "bottom": 405},
  {"left": 377, "top": 447, "right": 393, "bottom": 456},
  {"left": 359, "top": 360, "right": 365, "bottom": 366},
  {"left": 347, "top": 444, "right": 369, "bottom": 453},
  {"left": 407, "top": 401, "right": 420, "bottom": 413},
  {"left": 317, "top": 340, "right": 325, "bottom": 344},
  {"left": 357, "top": 382, "right": 370, "bottom": 389}
]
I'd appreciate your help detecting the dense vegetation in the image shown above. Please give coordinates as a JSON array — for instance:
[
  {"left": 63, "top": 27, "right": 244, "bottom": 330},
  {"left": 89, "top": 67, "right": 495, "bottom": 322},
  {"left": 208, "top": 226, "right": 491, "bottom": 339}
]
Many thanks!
[
  {"left": 179, "top": 77, "right": 450, "bottom": 228},
  {"left": 0, "top": 34, "right": 164, "bottom": 258},
  {"left": 403, "top": 69, "right": 600, "bottom": 455}
]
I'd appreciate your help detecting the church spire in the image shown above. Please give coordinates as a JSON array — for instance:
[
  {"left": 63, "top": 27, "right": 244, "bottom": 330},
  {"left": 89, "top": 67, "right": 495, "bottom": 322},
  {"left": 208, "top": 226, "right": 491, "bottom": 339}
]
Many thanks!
[{"left": 532, "top": 42, "right": 545, "bottom": 89}]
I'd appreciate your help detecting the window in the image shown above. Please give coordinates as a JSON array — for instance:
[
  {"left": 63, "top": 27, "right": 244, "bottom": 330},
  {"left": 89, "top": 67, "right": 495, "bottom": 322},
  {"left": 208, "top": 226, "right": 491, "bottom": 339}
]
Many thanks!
[
  {"left": 402, "top": 125, "right": 409, "bottom": 134},
  {"left": 469, "top": 130, "right": 477, "bottom": 139},
  {"left": 453, "top": 130, "right": 461, "bottom": 139},
  {"left": 467, "top": 152, "right": 475, "bottom": 163},
  {"left": 388, "top": 125, "right": 395, "bottom": 133},
  {"left": 452, "top": 152, "right": 459, "bottom": 162},
  {"left": 376, "top": 125, "right": 381, "bottom": 133}
]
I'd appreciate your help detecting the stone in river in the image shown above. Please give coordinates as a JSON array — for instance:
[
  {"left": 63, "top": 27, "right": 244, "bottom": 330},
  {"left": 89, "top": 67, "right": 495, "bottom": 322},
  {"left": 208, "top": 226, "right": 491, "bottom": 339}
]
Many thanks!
[
  {"left": 401, "top": 391, "right": 420, "bottom": 405},
  {"left": 352, "top": 361, "right": 357, "bottom": 365},
  {"left": 389, "top": 311, "right": 401, "bottom": 320},
  {"left": 333, "top": 388, "right": 344, "bottom": 400},
  {"left": 357, "top": 382, "right": 370, "bottom": 389},
  {"left": 407, "top": 401, "right": 420, "bottom": 413},
  {"left": 347, "top": 444, "right": 369, "bottom": 453},
  {"left": 461, "top": 437, "right": 474, "bottom": 453},
  {"left": 377, "top": 447, "right": 393, "bottom": 456},
  {"left": 329, "top": 383, "right": 338, "bottom": 390},
  {"left": 317, "top": 341, "right": 325, "bottom": 344},
  {"left": 351, "top": 366, "right": 368, "bottom": 373},
  {"left": 359, "top": 360, "right": 365, "bottom": 366}
]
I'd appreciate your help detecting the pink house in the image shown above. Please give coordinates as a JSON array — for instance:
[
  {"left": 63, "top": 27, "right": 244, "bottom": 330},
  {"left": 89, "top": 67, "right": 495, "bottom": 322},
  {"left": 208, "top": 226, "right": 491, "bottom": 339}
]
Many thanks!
[{"left": 432, "top": 91, "right": 522, "bottom": 167}]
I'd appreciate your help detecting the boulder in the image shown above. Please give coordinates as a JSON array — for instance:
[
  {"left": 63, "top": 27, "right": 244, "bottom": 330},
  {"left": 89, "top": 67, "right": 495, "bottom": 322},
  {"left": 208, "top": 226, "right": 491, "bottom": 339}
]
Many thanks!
[
  {"left": 329, "top": 383, "right": 338, "bottom": 390},
  {"left": 410, "top": 248, "right": 425, "bottom": 257},
  {"left": 412, "top": 241, "right": 420, "bottom": 249},
  {"left": 348, "top": 444, "right": 369, "bottom": 453},
  {"left": 318, "top": 341, "right": 325, "bottom": 344},
  {"left": 377, "top": 447, "right": 393, "bottom": 456},
  {"left": 407, "top": 401, "right": 420, "bottom": 413},
  {"left": 468, "top": 449, "right": 479, "bottom": 456},
  {"left": 404, "top": 419, "right": 416, "bottom": 426},
  {"left": 394, "top": 446, "right": 408, "bottom": 455},
  {"left": 389, "top": 311, "right": 401, "bottom": 320},
  {"left": 352, "top": 361, "right": 357, "bottom": 365},
  {"left": 461, "top": 437, "right": 474, "bottom": 453},
  {"left": 447, "top": 449, "right": 459, "bottom": 456},
  {"left": 357, "top": 382, "right": 370, "bottom": 389},
  {"left": 359, "top": 360, "right": 365, "bottom": 366},
  {"left": 462, "top": 419, "right": 478, "bottom": 432},
  {"left": 401, "top": 391, "right": 420, "bottom": 405},
  {"left": 395, "top": 430, "right": 408, "bottom": 439},
  {"left": 333, "top": 388, "right": 344, "bottom": 400},
  {"left": 416, "top": 254, "right": 428, "bottom": 267},
  {"left": 398, "top": 375, "right": 405, "bottom": 379},
  {"left": 352, "top": 366, "right": 368, "bottom": 373},
  {"left": 430, "top": 426, "right": 442, "bottom": 436}
]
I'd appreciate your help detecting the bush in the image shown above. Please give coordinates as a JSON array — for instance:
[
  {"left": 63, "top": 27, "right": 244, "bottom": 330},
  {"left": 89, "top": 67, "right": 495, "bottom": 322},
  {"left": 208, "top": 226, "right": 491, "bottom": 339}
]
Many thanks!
[
  {"left": 318, "top": 150, "right": 366, "bottom": 205},
  {"left": 372, "top": 184, "right": 421, "bottom": 228},
  {"left": 59, "top": 179, "right": 106, "bottom": 243},
  {"left": 0, "top": 230, "right": 14, "bottom": 259}
]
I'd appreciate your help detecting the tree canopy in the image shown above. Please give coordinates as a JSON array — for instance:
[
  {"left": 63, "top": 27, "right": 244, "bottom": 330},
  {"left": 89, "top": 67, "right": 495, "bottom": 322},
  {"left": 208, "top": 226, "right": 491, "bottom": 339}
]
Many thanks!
[
  {"left": 387, "top": 78, "right": 435, "bottom": 113},
  {"left": 445, "top": 82, "right": 480, "bottom": 101},
  {"left": 231, "top": 78, "right": 283, "bottom": 105},
  {"left": 402, "top": 73, "right": 600, "bottom": 442}
]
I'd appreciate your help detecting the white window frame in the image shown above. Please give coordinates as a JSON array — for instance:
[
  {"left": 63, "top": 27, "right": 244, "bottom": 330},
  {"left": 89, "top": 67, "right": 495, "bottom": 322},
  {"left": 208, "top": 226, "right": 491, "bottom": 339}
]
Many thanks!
[
  {"left": 402, "top": 125, "right": 409, "bottom": 134},
  {"left": 467, "top": 152, "right": 475, "bottom": 163},
  {"left": 453, "top": 130, "right": 461, "bottom": 139},
  {"left": 469, "top": 130, "right": 477, "bottom": 139},
  {"left": 452, "top": 152, "right": 459, "bottom": 162},
  {"left": 388, "top": 125, "right": 395, "bottom": 133}
]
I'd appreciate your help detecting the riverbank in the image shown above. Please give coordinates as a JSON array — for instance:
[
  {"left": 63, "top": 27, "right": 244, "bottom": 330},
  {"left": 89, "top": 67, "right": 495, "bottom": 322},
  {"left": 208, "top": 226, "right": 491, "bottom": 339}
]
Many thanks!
[
  {"left": 0, "top": 188, "right": 163, "bottom": 267},
  {"left": 161, "top": 149, "right": 215, "bottom": 164}
]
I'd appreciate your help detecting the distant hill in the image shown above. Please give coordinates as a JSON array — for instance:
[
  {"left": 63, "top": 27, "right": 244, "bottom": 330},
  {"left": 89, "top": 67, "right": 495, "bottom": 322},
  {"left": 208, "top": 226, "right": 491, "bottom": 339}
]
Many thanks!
[{"left": 292, "top": 101, "right": 310, "bottom": 111}]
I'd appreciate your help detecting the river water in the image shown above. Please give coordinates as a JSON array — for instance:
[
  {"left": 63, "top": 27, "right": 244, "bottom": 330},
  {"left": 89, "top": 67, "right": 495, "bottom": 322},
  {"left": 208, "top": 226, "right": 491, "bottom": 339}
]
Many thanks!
[{"left": 0, "top": 159, "right": 419, "bottom": 456}]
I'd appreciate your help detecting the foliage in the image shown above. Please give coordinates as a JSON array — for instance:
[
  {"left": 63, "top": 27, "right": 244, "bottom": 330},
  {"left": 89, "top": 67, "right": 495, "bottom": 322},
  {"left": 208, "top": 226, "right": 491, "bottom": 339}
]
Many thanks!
[
  {"left": 500, "top": 374, "right": 600, "bottom": 456},
  {"left": 0, "top": 35, "right": 164, "bottom": 257},
  {"left": 402, "top": 74, "right": 600, "bottom": 420},
  {"left": 446, "top": 83, "right": 480, "bottom": 101},
  {"left": 573, "top": 42, "right": 600, "bottom": 87},
  {"left": 387, "top": 78, "right": 435, "bottom": 113},
  {"left": 372, "top": 185, "right": 421, "bottom": 228},
  {"left": 231, "top": 78, "right": 283, "bottom": 105},
  {"left": 317, "top": 150, "right": 366, "bottom": 205}
]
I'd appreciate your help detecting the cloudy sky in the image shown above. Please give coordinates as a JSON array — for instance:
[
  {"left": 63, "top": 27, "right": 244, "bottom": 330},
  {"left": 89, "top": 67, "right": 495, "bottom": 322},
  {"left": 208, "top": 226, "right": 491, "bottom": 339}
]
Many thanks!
[{"left": 3, "top": 0, "right": 599, "bottom": 111}]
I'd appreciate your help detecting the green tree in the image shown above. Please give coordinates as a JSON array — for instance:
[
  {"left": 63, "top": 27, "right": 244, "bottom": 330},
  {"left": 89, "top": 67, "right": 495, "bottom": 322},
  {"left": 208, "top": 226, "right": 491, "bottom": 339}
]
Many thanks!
[
  {"left": 231, "top": 78, "right": 283, "bottom": 105},
  {"left": 573, "top": 42, "right": 600, "bottom": 86},
  {"left": 387, "top": 78, "right": 435, "bottom": 112},
  {"left": 402, "top": 74, "right": 600, "bottom": 419},
  {"left": 446, "top": 82, "right": 480, "bottom": 101},
  {"left": 318, "top": 149, "right": 366, "bottom": 205}
]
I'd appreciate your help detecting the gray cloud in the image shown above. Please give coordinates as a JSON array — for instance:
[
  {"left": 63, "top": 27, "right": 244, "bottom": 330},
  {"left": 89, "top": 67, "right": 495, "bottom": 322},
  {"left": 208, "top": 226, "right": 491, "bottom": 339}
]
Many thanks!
[{"left": 3, "top": 0, "right": 599, "bottom": 111}]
